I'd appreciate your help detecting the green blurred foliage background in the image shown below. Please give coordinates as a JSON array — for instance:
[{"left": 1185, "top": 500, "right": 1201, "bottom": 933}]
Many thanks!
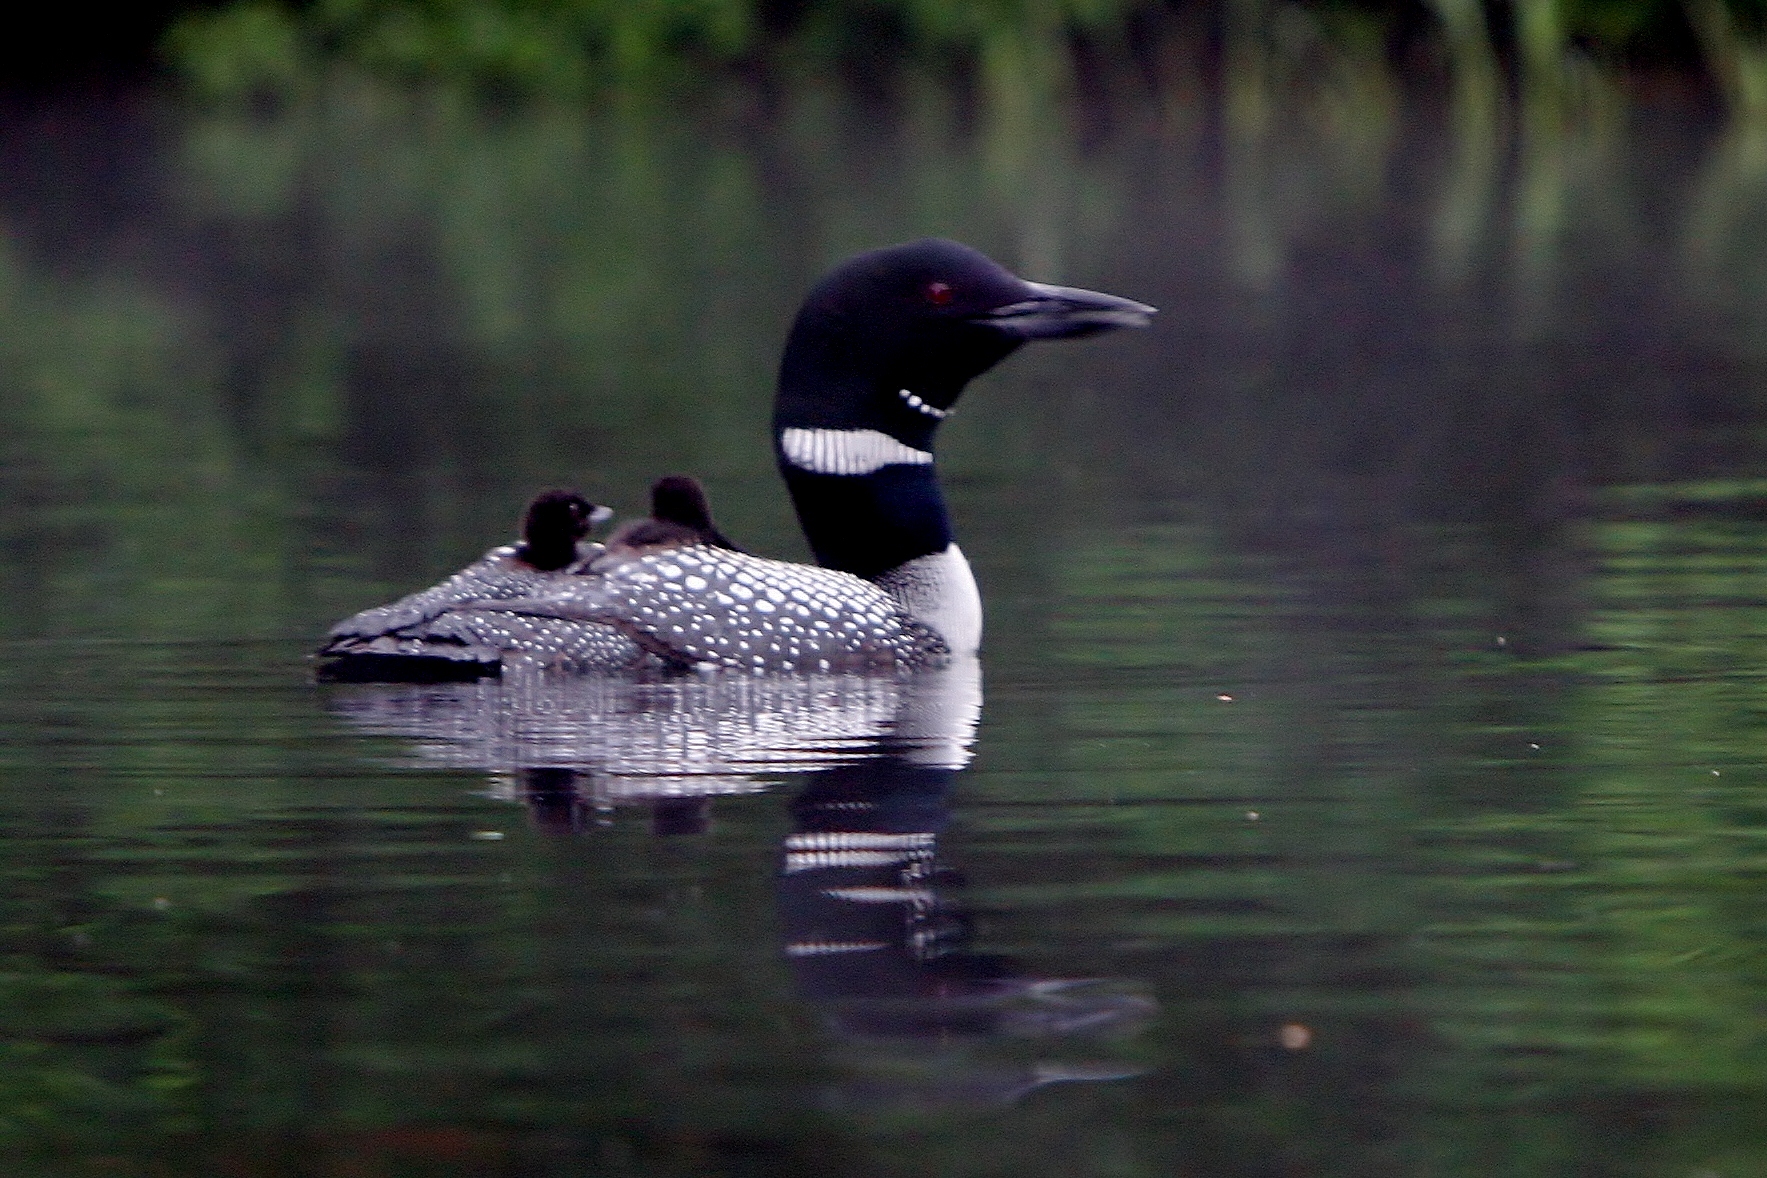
[{"left": 5, "top": 0, "right": 1764, "bottom": 122}]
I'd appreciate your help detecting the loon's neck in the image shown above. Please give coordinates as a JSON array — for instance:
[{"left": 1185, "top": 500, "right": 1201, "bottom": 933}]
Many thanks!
[
  {"left": 774, "top": 419, "right": 982, "bottom": 655},
  {"left": 779, "top": 455, "right": 950, "bottom": 580},
  {"left": 772, "top": 299, "right": 1014, "bottom": 656}
]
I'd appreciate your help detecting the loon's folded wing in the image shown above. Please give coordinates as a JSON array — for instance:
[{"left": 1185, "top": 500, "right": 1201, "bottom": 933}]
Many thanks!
[
  {"left": 320, "top": 546, "right": 526, "bottom": 649},
  {"left": 317, "top": 545, "right": 632, "bottom": 679},
  {"left": 321, "top": 543, "right": 604, "bottom": 650}
]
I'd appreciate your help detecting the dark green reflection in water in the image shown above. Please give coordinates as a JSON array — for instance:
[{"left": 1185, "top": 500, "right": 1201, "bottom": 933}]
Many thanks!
[{"left": 3, "top": 77, "right": 1767, "bottom": 1175}]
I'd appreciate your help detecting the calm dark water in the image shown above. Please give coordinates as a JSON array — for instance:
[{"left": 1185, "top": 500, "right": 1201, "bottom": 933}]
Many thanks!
[{"left": 3, "top": 76, "right": 1767, "bottom": 1176}]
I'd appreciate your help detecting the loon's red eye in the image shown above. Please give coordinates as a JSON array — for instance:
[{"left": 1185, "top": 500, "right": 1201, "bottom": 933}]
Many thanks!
[{"left": 925, "top": 280, "right": 954, "bottom": 306}]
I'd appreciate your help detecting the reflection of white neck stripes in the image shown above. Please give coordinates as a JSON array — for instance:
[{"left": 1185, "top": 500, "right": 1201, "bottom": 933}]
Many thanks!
[
  {"left": 784, "top": 940, "right": 888, "bottom": 956},
  {"left": 780, "top": 427, "right": 932, "bottom": 476},
  {"left": 782, "top": 830, "right": 935, "bottom": 874},
  {"left": 786, "top": 832, "right": 936, "bottom": 850}
]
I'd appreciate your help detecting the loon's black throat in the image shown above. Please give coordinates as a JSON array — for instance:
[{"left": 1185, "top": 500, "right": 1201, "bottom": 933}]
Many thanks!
[{"left": 781, "top": 463, "right": 951, "bottom": 581}]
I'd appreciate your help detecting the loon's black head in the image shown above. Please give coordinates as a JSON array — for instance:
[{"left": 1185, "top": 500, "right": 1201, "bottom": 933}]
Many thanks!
[
  {"left": 518, "top": 490, "right": 611, "bottom": 571},
  {"left": 775, "top": 238, "right": 1155, "bottom": 446},
  {"left": 774, "top": 240, "right": 1153, "bottom": 582}
]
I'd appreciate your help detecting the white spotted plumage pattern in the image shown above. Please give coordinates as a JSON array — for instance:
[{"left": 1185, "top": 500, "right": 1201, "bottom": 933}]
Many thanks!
[
  {"left": 482, "top": 545, "right": 947, "bottom": 671},
  {"left": 417, "top": 609, "right": 649, "bottom": 670},
  {"left": 318, "top": 543, "right": 616, "bottom": 667},
  {"left": 778, "top": 427, "right": 933, "bottom": 476}
]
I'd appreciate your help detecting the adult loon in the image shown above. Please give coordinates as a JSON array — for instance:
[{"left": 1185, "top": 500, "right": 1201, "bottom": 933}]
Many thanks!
[{"left": 316, "top": 239, "right": 1152, "bottom": 677}]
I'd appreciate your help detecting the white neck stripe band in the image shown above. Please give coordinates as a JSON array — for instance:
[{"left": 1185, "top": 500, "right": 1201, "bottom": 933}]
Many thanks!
[
  {"left": 780, "top": 428, "right": 933, "bottom": 476},
  {"left": 898, "top": 388, "right": 950, "bottom": 419}
]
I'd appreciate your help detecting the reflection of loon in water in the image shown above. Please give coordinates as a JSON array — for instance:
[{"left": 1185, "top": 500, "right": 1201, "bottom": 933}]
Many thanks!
[
  {"left": 326, "top": 669, "right": 908, "bottom": 802},
  {"left": 780, "top": 756, "right": 1155, "bottom": 1110},
  {"left": 322, "top": 660, "right": 1153, "bottom": 1108}
]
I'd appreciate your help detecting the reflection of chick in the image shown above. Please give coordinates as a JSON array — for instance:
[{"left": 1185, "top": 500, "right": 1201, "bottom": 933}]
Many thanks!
[
  {"left": 515, "top": 768, "right": 712, "bottom": 837},
  {"left": 593, "top": 475, "right": 743, "bottom": 566}
]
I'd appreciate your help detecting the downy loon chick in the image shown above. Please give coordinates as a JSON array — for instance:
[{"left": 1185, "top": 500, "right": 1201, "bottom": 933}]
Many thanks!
[
  {"left": 315, "top": 490, "right": 610, "bottom": 681},
  {"left": 594, "top": 474, "right": 744, "bottom": 563},
  {"left": 317, "top": 240, "right": 1154, "bottom": 676}
]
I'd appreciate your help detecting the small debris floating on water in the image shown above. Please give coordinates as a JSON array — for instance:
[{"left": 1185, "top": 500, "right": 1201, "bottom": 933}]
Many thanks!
[
  {"left": 1216, "top": 694, "right": 1234, "bottom": 702},
  {"left": 1245, "top": 811, "right": 1261, "bottom": 821},
  {"left": 470, "top": 830, "right": 505, "bottom": 841},
  {"left": 1279, "top": 1023, "right": 1313, "bottom": 1050}
]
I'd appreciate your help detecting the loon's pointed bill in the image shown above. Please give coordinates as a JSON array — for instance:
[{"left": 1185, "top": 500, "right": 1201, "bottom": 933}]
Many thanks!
[{"left": 982, "top": 281, "right": 1157, "bottom": 340}]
